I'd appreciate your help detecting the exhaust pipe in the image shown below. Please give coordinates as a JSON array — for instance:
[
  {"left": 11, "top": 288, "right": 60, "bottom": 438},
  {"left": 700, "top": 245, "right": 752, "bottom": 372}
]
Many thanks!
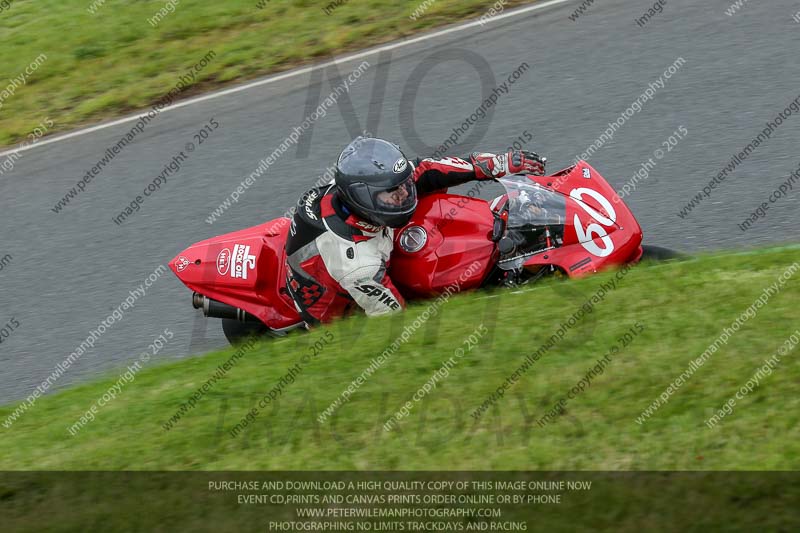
[{"left": 192, "top": 292, "right": 258, "bottom": 323}]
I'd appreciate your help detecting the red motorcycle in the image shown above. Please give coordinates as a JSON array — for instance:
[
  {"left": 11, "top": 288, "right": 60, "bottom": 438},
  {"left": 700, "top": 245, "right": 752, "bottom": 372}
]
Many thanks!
[{"left": 171, "top": 161, "right": 668, "bottom": 344}]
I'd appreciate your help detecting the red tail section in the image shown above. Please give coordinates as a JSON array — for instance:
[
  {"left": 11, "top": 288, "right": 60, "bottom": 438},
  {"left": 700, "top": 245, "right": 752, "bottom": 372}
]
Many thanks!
[{"left": 169, "top": 219, "right": 301, "bottom": 329}]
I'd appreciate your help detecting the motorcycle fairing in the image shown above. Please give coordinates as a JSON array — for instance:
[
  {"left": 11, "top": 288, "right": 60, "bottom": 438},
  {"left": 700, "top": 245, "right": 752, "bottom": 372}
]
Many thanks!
[
  {"left": 388, "top": 195, "right": 498, "bottom": 298},
  {"left": 169, "top": 161, "right": 643, "bottom": 328},
  {"left": 169, "top": 219, "right": 301, "bottom": 329},
  {"left": 515, "top": 161, "right": 642, "bottom": 276}
]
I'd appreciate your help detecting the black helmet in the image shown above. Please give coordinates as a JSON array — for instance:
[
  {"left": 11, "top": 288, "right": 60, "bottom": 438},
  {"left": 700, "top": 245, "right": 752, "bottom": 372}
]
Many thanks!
[{"left": 334, "top": 137, "right": 418, "bottom": 228}]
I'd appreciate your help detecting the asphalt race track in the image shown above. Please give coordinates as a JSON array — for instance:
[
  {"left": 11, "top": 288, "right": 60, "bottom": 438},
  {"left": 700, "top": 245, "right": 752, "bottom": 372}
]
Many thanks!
[{"left": 1, "top": 0, "right": 799, "bottom": 403}]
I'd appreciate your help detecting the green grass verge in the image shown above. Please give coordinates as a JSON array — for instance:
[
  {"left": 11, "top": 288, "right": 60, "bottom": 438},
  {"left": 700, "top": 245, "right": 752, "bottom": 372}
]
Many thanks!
[
  {"left": 0, "top": 0, "right": 533, "bottom": 146},
  {"left": 1, "top": 246, "right": 799, "bottom": 470}
]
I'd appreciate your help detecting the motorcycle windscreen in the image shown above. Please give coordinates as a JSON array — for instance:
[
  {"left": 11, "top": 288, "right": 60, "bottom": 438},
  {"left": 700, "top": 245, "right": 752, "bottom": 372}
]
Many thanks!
[{"left": 496, "top": 176, "right": 567, "bottom": 270}]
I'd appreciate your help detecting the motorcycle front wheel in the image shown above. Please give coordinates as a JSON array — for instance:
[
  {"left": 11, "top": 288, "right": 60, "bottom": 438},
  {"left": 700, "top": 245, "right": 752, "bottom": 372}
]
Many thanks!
[{"left": 640, "top": 245, "right": 687, "bottom": 262}]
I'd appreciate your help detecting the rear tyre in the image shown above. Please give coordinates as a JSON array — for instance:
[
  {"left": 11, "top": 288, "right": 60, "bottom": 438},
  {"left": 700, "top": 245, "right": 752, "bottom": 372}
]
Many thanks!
[
  {"left": 640, "top": 245, "right": 687, "bottom": 262},
  {"left": 221, "top": 318, "right": 269, "bottom": 346}
]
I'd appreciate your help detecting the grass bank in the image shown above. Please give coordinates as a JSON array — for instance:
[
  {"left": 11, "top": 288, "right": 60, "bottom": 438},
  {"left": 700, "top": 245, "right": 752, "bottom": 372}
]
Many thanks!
[
  {"left": 0, "top": 0, "right": 533, "bottom": 146},
  {"left": 1, "top": 246, "right": 799, "bottom": 470}
]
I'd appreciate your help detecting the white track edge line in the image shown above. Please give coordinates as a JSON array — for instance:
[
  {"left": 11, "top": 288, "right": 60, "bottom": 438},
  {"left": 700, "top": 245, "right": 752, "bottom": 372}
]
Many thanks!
[{"left": 0, "top": 0, "right": 572, "bottom": 158}]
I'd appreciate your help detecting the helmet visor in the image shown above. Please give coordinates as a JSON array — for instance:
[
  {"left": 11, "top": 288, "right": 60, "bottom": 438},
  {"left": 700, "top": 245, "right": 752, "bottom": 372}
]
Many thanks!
[
  {"left": 374, "top": 176, "right": 417, "bottom": 211},
  {"left": 350, "top": 176, "right": 418, "bottom": 214}
]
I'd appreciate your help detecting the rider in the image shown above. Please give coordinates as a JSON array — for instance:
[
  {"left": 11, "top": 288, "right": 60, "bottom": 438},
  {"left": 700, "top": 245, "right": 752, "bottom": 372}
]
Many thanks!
[{"left": 284, "top": 136, "right": 545, "bottom": 324}]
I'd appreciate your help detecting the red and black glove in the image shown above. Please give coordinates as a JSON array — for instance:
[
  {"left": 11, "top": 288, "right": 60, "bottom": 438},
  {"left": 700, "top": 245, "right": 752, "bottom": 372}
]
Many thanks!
[{"left": 470, "top": 150, "right": 546, "bottom": 179}]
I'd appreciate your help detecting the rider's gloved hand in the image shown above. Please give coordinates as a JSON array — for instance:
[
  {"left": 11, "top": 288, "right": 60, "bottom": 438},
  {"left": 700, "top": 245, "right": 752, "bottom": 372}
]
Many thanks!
[
  {"left": 509, "top": 150, "right": 546, "bottom": 176},
  {"left": 470, "top": 150, "right": 546, "bottom": 179}
]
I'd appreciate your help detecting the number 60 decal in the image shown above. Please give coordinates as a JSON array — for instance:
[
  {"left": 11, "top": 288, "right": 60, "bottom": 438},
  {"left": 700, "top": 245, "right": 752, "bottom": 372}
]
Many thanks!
[{"left": 569, "top": 187, "right": 617, "bottom": 257}]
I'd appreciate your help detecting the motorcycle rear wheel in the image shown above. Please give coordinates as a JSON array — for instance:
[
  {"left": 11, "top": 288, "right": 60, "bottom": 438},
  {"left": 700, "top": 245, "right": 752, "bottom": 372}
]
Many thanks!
[{"left": 221, "top": 318, "right": 269, "bottom": 345}]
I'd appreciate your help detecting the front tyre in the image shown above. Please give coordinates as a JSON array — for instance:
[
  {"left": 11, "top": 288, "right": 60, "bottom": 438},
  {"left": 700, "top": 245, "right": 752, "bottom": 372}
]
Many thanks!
[
  {"left": 221, "top": 318, "right": 269, "bottom": 346},
  {"left": 640, "top": 245, "right": 687, "bottom": 262}
]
